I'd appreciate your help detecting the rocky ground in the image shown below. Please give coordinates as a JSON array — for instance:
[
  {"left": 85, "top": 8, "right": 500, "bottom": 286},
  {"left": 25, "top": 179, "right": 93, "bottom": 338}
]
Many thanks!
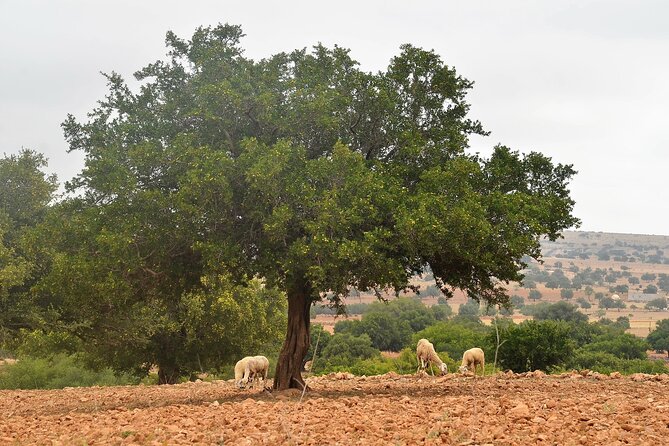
[{"left": 2, "top": 370, "right": 669, "bottom": 445}]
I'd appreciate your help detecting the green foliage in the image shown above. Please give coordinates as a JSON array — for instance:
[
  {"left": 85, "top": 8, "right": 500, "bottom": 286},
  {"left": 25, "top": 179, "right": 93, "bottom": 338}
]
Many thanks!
[
  {"left": 413, "top": 320, "right": 488, "bottom": 361},
  {"left": 495, "top": 320, "right": 575, "bottom": 373},
  {"left": 599, "top": 296, "right": 625, "bottom": 309},
  {"left": 510, "top": 295, "right": 525, "bottom": 309},
  {"left": 641, "top": 273, "right": 657, "bottom": 281},
  {"left": 0, "top": 150, "right": 58, "bottom": 344},
  {"left": 645, "top": 297, "right": 667, "bottom": 311},
  {"left": 575, "top": 297, "right": 591, "bottom": 309},
  {"left": 0, "top": 354, "right": 138, "bottom": 389},
  {"left": 333, "top": 298, "right": 436, "bottom": 351},
  {"left": 458, "top": 299, "right": 480, "bottom": 317},
  {"left": 581, "top": 332, "right": 648, "bottom": 360},
  {"left": 313, "top": 333, "right": 380, "bottom": 372},
  {"left": 648, "top": 319, "right": 669, "bottom": 356},
  {"left": 519, "top": 301, "right": 551, "bottom": 317},
  {"left": 565, "top": 351, "right": 666, "bottom": 375},
  {"left": 306, "top": 324, "right": 332, "bottom": 364},
  {"left": 533, "top": 301, "right": 588, "bottom": 323},
  {"left": 560, "top": 289, "right": 574, "bottom": 299},
  {"left": 644, "top": 284, "right": 658, "bottom": 294},
  {"left": 528, "top": 289, "right": 542, "bottom": 301},
  {"left": 47, "top": 24, "right": 579, "bottom": 386},
  {"left": 430, "top": 303, "right": 453, "bottom": 321}
]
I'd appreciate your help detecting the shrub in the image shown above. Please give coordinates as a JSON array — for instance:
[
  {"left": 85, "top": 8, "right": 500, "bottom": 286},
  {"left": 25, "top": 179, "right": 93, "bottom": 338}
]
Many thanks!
[
  {"left": 0, "top": 354, "right": 138, "bottom": 390},
  {"left": 413, "top": 321, "right": 488, "bottom": 361},
  {"left": 566, "top": 351, "right": 667, "bottom": 375},
  {"left": 495, "top": 320, "right": 575, "bottom": 373}
]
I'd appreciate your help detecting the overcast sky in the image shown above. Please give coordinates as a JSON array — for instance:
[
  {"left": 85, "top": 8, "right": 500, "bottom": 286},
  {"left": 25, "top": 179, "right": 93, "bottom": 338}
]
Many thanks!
[{"left": 2, "top": 1, "right": 668, "bottom": 235}]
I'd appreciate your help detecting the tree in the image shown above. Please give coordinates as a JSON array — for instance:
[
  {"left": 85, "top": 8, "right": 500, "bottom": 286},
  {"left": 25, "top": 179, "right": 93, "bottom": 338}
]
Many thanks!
[
  {"left": 599, "top": 297, "right": 625, "bottom": 310},
  {"left": 528, "top": 289, "right": 542, "bottom": 301},
  {"left": 496, "top": 320, "right": 575, "bottom": 372},
  {"left": 560, "top": 289, "right": 574, "bottom": 300},
  {"left": 510, "top": 295, "right": 525, "bottom": 309},
  {"left": 645, "top": 297, "right": 667, "bottom": 311},
  {"left": 644, "top": 284, "right": 658, "bottom": 294},
  {"left": 55, "top": 24, "right": 579, "bottom": 389},
  {"left": 533, "top": 301, "right": 587, "bottom": 323},
  {"left": 458, "top": 299, "right": 481, "bottom": 317},
  {"left": 648, "top": 319, "right": 669, "bottom": 357},
  {"left": 0, "top": 150, "right": 58, "bottom": 344}
]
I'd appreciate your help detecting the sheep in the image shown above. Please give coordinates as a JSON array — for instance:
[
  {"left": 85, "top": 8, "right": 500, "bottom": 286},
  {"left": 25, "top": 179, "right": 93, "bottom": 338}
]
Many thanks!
[
  {"left": 458, "top": 348, "right": 485, "bottom": 376},
  {"left": 416, "top": 338, "right": 448, "bottom": 375},
  {"left": 234, "top": 355, "right": 270, "bottom": 389}
]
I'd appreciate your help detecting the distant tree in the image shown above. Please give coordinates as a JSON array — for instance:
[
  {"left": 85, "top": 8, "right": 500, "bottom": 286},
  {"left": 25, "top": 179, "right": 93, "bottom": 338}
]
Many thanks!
[
  {"left": 644, "top": 284, "right": 658, "bottom": 294},
  {"left": 658, "top": 275, "right": 669, "bottom": 292},
  {"left": 641, "top": 273, "right": 657, "bottom": 281},
  {"left": 648, "top": 319, "right": 669, "bottom": 357},
  {"left": 615, "top": 316, "right": 631, "bottom": 330},
  {"left": 613, "top": 284, "right": 629, "bottom": 294},
  {"left": 645, "top": 297, "right": 667, "bottom": 311},
  {"left": 510, "top": 295, "right": 525, "bottom": 309},
  {"left": 599, "top": 297, "right": 625, "bottom": 310},
  {"left": 528, "top": 289, "right": 542, "bottom": 301},
  {"left": 533, "top": 301, "right": 588, "bottom": 323},
  {"left": 595, "top": 292, "right": 604, "bottom": 301},
  {"left": 560, "top": 289, "right": 574, "bottom": 300},
  {"left": 458, "top": 299, "right": 481, "bottom": 317},
  {"left": 522, "top": 279, "right": 537, "bottom": 289},
  {"left": 584, "top": 286, "right": 594, "bottom": 300},
  {"left": 431, "top": 303, "right": 453, "bottom": 321}
]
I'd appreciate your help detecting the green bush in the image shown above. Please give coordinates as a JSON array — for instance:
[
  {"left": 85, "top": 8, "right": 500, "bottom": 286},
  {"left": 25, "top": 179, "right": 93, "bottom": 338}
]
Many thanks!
[
  {"left": 413, "top": 321, "right": 488, "bottom": 362},
  {"left": 565, "top": 350, "right": 667, "bottom": 375},
  {"left": 0, "top": 354, "right": 139, "bottom": 389}
]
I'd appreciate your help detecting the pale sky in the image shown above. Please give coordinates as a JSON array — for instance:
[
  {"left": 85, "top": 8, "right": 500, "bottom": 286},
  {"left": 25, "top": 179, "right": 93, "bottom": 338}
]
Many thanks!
[{"left": 1, "top": 1, "right": 668, "bottom": 235}]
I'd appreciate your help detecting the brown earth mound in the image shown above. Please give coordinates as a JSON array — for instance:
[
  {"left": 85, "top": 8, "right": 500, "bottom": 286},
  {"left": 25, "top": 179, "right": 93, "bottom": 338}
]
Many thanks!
[{"left": 2, "top": 371, "right": 669, "bottom": 445}]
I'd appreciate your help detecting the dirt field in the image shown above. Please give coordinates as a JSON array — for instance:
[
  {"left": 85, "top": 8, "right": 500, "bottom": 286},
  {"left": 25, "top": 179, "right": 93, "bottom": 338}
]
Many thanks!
[{"left": 3, "top": 372, "right": 669, "bottom": 445}]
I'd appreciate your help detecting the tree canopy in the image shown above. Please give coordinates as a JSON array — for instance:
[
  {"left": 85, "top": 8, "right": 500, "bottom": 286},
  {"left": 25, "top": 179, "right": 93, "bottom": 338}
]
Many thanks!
[{"left": 50, "top": 24, "right": 579, "bottom": 388}]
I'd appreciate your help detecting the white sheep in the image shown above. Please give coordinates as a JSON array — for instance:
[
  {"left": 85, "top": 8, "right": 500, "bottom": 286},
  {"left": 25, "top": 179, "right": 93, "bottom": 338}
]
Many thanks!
[
  {"left": 458, "top": 348, "right": 485, "bottom": 376},
  {"left": 234, "top": 355, "right": 270, "bottom": 389},
  {"left": 416, "top": 338, "right": 448, "bottom": 375}
]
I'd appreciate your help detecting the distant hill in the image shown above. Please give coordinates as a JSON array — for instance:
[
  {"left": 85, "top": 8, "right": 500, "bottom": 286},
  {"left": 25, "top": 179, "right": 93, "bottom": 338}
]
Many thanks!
[{"left": 541, "top": 230, "right": 669, "bottom": 264}]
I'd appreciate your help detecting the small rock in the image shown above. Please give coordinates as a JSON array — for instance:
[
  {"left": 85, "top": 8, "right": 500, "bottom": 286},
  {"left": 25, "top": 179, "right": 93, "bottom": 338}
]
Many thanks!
[{"left": 509, "top": 403, "right": 531, "bottom": 419}]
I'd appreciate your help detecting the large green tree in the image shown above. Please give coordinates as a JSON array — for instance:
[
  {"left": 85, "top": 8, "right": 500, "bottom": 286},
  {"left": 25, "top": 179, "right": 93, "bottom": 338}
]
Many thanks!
[
  {"left": 57, "top": 24, "right": 579, "bottom": 389},
  {"left": 0, "top": 150, "right": 58, "bottom": 344}
]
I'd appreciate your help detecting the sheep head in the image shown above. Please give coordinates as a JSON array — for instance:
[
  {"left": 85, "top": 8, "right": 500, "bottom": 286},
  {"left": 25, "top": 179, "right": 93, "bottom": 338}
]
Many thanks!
[
  {"left": 438, "top": 363, "right": 448, "bottom": 375},
  {"left": 458, "top": 365, "right": 470, "bottom": 374}
]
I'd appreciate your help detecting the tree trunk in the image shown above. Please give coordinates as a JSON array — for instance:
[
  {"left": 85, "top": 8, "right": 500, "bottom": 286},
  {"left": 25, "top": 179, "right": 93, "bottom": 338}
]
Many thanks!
[
  {"left": 157, "top": 364, "right": 179, "bottom": 384},
  {"left": 273, "top": 277, "right": 311, "bottom": 390}
]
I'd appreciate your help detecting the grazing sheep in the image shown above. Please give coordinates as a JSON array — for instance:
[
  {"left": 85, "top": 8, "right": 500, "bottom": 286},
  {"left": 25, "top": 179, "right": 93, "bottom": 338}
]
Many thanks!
[
  {"left": 234, "top": 355, "right": 270, "bottom": 389},
  {"left": 416, "top": 338, "right": 448, "bottom": 375},
  {"left": 458, "top": 348, "right": 485, "bottom": 376}
]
